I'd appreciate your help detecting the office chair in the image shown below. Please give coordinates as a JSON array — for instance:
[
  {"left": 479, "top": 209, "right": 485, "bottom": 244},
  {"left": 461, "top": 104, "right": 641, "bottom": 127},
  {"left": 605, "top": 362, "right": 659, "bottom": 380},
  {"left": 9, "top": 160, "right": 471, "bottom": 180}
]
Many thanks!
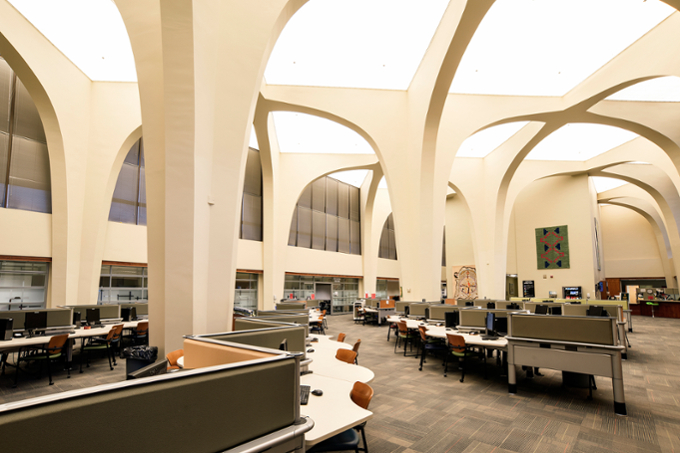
[
  {"left": 352, "top": 339, "right": 361, "bottom": 365},
  {"left": 394, "top": 320, "right": 416, "bottom": 356},
  {"left": 131, "top": 321, "right": 149, "bottom": 346},
  {"left": 417, "top": 326, "right": 448, "bottom": 372},
  {"left": 13, "top": 333, "right": 70, "bottom": 388},
  {"left": 310, "top": 312, "right": 325, "bottom": 335},
  {"left": 335, "top": 349, "right": 357, "bottom": 364},
  {"left": 166, "top": 348, "right": 184, "bottom": 371},
  {"left": 444, "top": 333, "right": 484, "bottom": 382},
  {"left": 109, "top": 324, "right": 124, "bottom": 363},
  {"left": 307, "top": 381, "right": 374, "bottom": 453},
  {"left": 337, "top": 333, "right": 346, "bottom": 343},
  {"left": 80, "top": 328, "right": 116, "bottom": 373}
]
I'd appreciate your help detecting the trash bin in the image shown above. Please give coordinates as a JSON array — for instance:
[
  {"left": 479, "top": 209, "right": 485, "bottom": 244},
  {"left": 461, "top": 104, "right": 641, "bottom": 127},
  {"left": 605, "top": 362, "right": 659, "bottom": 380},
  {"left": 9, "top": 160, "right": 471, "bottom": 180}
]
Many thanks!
[{"left": 123, "top": 345, "right": 158, "bottom": 375}]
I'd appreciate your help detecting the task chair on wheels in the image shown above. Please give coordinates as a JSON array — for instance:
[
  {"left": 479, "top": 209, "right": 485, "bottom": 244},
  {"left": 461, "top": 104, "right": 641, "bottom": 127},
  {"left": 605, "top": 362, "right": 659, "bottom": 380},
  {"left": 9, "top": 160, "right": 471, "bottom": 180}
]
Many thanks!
[
  {"left": 307, "top": 381, "right": 374, "bottom": 453},
  {"left": 13, "top": 334, "right": 70, "bottom": 388}
]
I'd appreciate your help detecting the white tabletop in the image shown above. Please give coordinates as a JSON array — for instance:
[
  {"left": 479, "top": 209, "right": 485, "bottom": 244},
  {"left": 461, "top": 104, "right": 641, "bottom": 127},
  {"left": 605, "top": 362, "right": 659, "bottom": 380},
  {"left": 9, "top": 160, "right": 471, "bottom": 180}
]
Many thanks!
[
  {"left": 388, "top": 317, "right": 507, "bottom": 349},
  {"left": 306, "top": 335, "right": 374, "bottom": 383},
  {"left": 301, "top": 373, "right": 372, "bottom": 446}
]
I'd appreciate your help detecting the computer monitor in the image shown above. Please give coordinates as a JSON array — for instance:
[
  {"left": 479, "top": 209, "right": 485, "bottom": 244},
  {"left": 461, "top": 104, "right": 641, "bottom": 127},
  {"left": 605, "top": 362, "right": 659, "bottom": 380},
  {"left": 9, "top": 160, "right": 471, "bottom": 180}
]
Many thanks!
[
  {"left": 509, "top": 303, "right": 521, "bottom": 310},
  {"left": 535, "top": 305, "right": 549, "bottom": 315},
  {"left": 121, "top": 307, "right": 137, "bottom": 322},
  {"left": 444, "top": 311, "right": 459, "bottom": 328},
  {"left": 550, "top": 306, "right": 562, "bottom": 316},
  {"left": 126, "top": 359, "right": 168, "bottom": 380},
  {"left": 86, "top": 308, "right": 101, "bottom": 326},
  {"left": 73, "top": 311, "right": 81, "bottom": 326},
  {"left": 486, "top": 302, "right": 496, "bottom": 309},
  {"left": 485, "top": 312, "right": 495, "bottom": 337},
  {"left": 465, "top": 301, "right": 474, "bottom": 307},
  {"left": 494, "top": 317, "right": 508, "bottom": 336},
  {"left": 24, "top": 311, "right": 47, "bottom": 334},
  {"left": 279, "top": 339, "right": 288, "bottom": 351},
  {"left": 587, "top": 306, "right": 603, "bottom": 317}
]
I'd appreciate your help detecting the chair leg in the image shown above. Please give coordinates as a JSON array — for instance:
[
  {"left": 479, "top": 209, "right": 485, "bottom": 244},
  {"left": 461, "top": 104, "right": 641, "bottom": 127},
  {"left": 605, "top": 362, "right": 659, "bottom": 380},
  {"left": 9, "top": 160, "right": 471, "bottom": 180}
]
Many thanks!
[
  {"left": 106, "top": 344, "right": 113, "bottom": 371},
  {"left": 13, "top": 354, "right": 21, "bottom": 388},
  {"left": 47, "top": 358, "right": 53, "bottom": 386},
  {"left": 419, "top": 345, "right": 426, "bottom": 371},
  {"left": 394, "top": 335, "right": 399, "bottom": 353},
  {"left": 358, "top": 425, "right": 368, "bottom": 453},
  {"left": 460, "top": 355, "right": 466, "bottom": 383}
]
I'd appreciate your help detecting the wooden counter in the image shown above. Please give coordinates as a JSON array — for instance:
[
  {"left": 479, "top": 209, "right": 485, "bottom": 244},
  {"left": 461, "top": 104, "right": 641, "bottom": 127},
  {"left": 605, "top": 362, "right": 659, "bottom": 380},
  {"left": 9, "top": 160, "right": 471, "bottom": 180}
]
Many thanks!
[{"left": 630, "top": 299, "right": 680, "bottom": 318}]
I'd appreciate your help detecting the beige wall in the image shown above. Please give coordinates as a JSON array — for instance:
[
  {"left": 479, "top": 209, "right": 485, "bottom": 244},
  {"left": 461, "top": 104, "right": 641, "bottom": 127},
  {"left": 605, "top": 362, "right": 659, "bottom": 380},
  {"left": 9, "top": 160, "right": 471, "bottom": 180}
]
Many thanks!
[
  {"left": 510, "top": 175, "right": 598, "bottom": 299},
  {"left": 0, "top": 209, "right": 51, "bottom": 257},
  {"left": 600, "top": 204, "right": 666, "bottom": 278},
  {"left": 102, "top": 222, "right": 147, "bottom": 264}
]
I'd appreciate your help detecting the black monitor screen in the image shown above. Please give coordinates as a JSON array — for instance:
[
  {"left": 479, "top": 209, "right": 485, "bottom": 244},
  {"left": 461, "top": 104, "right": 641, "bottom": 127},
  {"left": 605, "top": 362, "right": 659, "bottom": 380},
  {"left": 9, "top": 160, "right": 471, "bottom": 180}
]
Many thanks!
[
  {"left": 535, "top": 305, "right": 549, "bottom": 315},
  {"left": 121, "top": 308, "right": 131, "bottom": 322},
  {"left": 485, "top": 312, "right": 495, "bottom": 332},
  {"left": 551, "top": 306, "right": 562, "bottom": 316},
  {"left": 24, "top": 311, "right": 47, "bottom": 331},
  {"left": 279, "top": 339, "right": 288, "bottom": 351},
  {"left": 445, "top": 311, "right": 459, "bottom": 328},
  {"left": 495, "top": 317, "right": 508, "bottom": 335},
  {"left": 127, "top": 359, "right": 168, "bottom": 380},
  {"left": 73, "top": 311, "right": 81, "bottom": 325},
  {"left": 130, "top": 306, "right": 137, "bottom": 321},
  {"left": 465, "top": 301, "right": 474, "bottom": 307},
  {"left": 588, "top": 306, "right": 604, "bottom": 317},
  {"left": 86, "top": 308, "right": 101, "bottom": 325},
  {"left": 486, "top": 302, "right": 496, "bottom": 309}
]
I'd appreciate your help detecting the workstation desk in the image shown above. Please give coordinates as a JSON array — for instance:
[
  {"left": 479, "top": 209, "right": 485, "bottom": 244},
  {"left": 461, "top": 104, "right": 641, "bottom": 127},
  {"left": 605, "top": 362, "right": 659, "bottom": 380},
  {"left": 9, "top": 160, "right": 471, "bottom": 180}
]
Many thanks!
[{"left": 305, "top": 334, "right": 374, "bottom": 383}]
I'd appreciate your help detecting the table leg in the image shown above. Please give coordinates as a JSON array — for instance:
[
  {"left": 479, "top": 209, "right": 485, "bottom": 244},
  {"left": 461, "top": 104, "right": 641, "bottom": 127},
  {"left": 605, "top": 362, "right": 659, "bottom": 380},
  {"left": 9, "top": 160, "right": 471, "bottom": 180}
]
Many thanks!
[
  {"left": 611, "top": 352, "right": 627, "bottom": 416},
  {"left": 508, "top": 363, "right": 517, "bottom": 394}
]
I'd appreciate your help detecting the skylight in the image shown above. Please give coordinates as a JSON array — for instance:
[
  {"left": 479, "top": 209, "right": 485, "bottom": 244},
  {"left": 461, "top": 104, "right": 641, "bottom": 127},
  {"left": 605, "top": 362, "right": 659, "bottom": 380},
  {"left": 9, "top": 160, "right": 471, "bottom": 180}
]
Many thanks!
[
  {"left": 591, "top": 176, "right": 629, "bottom": 193},
  {"left": 456, "top": 121, "right": 529, "bottom": 158},
  {"left": 378, "top": 176, "right": 387, "bottom": 189},
  {"left": 329, "top": 170, "right": 370, "bottom": 188},
  {"left": 606, "top": 76, "right": 680, "bottom": 102},
  {"left": 525, "top": 124, "right": 638, "bottom": 161},
  {"left": 8, "top": 0, "right": 136, "bottom": 82},
  {"left": 450, "top": 0, "right": 674, "bottom": 97},
  {"left": 265, "top": 0, "right": 450, "bottom": 90},
  {"left": 272, "top": 112, "right": 375, "bottom": 154}
]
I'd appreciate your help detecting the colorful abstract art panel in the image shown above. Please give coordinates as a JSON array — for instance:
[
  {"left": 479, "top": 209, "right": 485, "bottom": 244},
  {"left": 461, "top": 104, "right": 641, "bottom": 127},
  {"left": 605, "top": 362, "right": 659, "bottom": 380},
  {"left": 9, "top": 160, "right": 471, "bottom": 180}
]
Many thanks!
[{"left": 535, "top": 225, "right": 570, "bottom": 269}]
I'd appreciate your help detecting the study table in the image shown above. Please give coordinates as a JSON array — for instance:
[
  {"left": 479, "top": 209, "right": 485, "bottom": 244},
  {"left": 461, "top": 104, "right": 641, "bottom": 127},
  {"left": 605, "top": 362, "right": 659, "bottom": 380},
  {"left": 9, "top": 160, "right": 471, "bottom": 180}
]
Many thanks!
[{"left": 306, "top": 334, "right": 375, "bottom": 383}]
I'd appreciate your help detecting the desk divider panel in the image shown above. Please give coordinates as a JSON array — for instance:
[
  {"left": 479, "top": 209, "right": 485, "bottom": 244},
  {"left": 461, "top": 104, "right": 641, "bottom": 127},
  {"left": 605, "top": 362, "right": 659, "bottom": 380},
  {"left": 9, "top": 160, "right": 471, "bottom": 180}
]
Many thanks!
[
  {"left": 428, "top": 305, "right": 458, "bottom": 320},
  {"left": 224, "top": 322, "right": 307, "bottom": 356},
  {"left": 63, "top": 304, "right": 120, "bottom": 320},
  {"left": 524, "top": 302, "right": 565, "bottom": 313},
  {"left": 258, "top": 309, "right": 309, "bottom": 316},
  {"left": 119, "top": 302, "right": 148, "bottom": 316},
  {"left": 276, "top": 302, "right": 307, "bottom": 310},
  {"left": 306, "top": 299, "right": 321, "bottom": 308},
  {"left": 379, "top": 299, "right": 395, "bottom": 309},
  {"left": 365, "top": 299, "right": 379, "bottom": 308},
  {"left": 459, "top": 308, "right": 525, "bottom": 328},
  {"left": 0, "top": 351, "right": 300, "bottom": 453},
  {"left": 588, "top": 299, "right": 628, "bottom": 311},
  {"left": 0, "top": 308, "right": 73, "bottom": 330},
  {"left": 407, "top": 303, "right": 429, "bottom": 317},
  {"left": 252, "top": 315, "right": 309, "bottom": 337},
  {"left": 395, "top": 301, "right": 411, "bottom": 313},
  {"left": 562, "top": 305, "right": 590, "bottom": 316},
  {"left": 509, "top": 314, "right": 615, "bottom": 345}
]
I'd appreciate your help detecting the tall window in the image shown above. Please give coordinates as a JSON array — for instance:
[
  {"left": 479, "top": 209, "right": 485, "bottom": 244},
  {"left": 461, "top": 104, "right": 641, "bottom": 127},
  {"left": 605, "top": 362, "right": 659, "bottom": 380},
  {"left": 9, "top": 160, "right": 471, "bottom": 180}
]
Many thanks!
[
  {"left": 0, "top": 261, "right": 49, "bottom": 309},
  {"left": 0, "top": 56, "right": 51, "bottom": 213},
  {"left": 98, "top": 265, "right": 147, "bottom": 303},
  {"left": 284, "top": 274, "right": 359, "bottom": 313},
  {"left": 240, "top": 147, "right": 262, "bottom": 241},
  {"left": 235, "top": 272, "right": 258, "bottom": 309},
  {"left": 109, "top": 138, "right": 146, "bottom": 225},
  {"left": 288, "top": 176, "right": 361, "bottom": 255},
  {"left": 378, "top": 213, "right": 397, "bottom": 260}
]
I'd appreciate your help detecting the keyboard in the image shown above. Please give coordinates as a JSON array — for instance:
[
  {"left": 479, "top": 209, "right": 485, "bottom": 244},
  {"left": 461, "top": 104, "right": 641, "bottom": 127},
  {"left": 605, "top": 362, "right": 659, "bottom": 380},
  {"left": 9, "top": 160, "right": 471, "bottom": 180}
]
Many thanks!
[
  {"left": 480, "top": 335, "right": 498, "bottom": 341},
  {"left": 300, "top": 385, "right": 311, "bottom": 405},
  {"left": 48, "top": 331, "right": 76, "bottom": 336}
]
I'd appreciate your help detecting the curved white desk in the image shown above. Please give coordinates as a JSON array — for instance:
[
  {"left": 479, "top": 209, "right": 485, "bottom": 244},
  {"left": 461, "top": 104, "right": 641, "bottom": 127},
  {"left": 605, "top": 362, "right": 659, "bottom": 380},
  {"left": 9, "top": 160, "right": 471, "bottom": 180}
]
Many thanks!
[{"left": 306, "top": 335, "right": 374, "bottom": 383}]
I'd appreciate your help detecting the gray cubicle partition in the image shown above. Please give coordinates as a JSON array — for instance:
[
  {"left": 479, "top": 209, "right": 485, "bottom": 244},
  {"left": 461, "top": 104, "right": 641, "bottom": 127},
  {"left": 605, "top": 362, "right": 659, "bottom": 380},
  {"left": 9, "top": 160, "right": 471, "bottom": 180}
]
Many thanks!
[
  {"left": 395, "top": 301, "right": 410, "bottom": 314},
  {"left": 258, "top": 309, "right": 309, "bottom": 316},
  {"left": 458, "top": 308, "right": 529, "bottom": 329},
  {"left": 456, "top": 299, "right": 476, "bottom": 307},
  {"left": 119, "top": 302, "right": 148, "bottom": 316},
  {"left": 0, "top": 341, "right": 312, "bottom": 453},
  {"left": 0, "top": 308, "right": 72, "bottom": 331},
  {"left": 523, "top": 302, "right": 565, "bottom": 314},
  {"left": 251, "top": 315, "right": 309, "bottom": 337},
  {"left": 63, "top": 304, "right": 120, "bottom": 320},
  {"left": 276, "top": 302, "right": 307, "bottom": 310},
  {"left": 206, "top": 322, "right": 307, "bottom": 358},
  {"left": 406, "top": 303, "right": 430, "bottom": 318},
  {"left": 428, "top": 304, "right": 458, "bottom": 321}
]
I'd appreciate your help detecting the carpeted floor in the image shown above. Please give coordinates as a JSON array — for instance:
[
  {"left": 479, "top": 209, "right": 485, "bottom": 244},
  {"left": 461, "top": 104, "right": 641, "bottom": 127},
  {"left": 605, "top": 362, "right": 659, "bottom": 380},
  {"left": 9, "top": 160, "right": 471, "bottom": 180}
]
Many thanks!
[{"left": 1, "top": 314, "right": 679, "bottom": 453}]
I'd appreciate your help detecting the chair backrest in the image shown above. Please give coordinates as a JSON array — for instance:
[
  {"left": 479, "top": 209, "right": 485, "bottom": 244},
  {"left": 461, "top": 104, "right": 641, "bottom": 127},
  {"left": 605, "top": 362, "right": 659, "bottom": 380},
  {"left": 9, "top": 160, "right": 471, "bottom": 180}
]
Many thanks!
[
  {"left": 418, "top": 325, "right": 428, "bottom": 342},
  {"left": 111, "top": 324, "right": 124, "bottom": 341},
  {"left": 352, "top": 339, "right": 361, "bottom": 354},
  {"left": 166, "top": 348, "right": 185, "bottom": 367},
  {"left": 335, "top": 349, "right": 357, "bottom": 364},
  {"left": 350, "top": 381, "right": 374, "bottom": 410},
  {"left": 397, "top": 320, "right": 408, "bottom": 334},
  {"left": 135, "top": 322, "right": 149, "bottom": 337},
  {"left": 47, "top": 334, "right": 69, "bottom": 355},
  {"left": 321, "top": 310, "right": 327, "bottom": 316},
  {"left": 337, "top": 333, "right": 346, "bottom": 343},
  {"left": 446, "top": 333, "right": 466, "bottom": 353}
]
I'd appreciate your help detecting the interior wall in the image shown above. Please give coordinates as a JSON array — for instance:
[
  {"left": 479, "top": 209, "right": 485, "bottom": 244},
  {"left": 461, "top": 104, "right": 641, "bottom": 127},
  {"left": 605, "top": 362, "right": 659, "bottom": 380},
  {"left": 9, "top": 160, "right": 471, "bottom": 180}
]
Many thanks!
[
  {"left": 444, "top": 194, "right": 475, "bottom": 296},
  {"left": 102, "top": 222, "right": 147, "bottom": 263},
  {"left": 511, "top": 175, "right": 598, "bottom": 299},
  {"left": 0, "top": 209, "right": 52, "bottom": 257},
  {"left": 600, "top": 204, "right": 665, "bottom": 278},
  {"left": 285, "top": 246, "right": 363, "bottom": 278}
]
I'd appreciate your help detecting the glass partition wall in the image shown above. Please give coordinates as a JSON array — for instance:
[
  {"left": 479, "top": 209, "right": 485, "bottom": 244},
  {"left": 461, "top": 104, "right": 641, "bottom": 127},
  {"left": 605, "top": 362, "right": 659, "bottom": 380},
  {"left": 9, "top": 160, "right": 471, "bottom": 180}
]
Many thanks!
[
  {"left": 284, "top": 274, "right": 359, "bottom": 313},
  {"left": 98, "top": 265, "right": 147, "bottom": 303},
  {"left": 0, "top": 261, "right": 49, "bottom": 310}
]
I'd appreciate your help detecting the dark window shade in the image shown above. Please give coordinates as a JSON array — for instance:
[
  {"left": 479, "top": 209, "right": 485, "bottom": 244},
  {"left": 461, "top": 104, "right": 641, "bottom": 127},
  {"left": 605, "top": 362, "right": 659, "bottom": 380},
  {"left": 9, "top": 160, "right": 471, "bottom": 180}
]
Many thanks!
[
  {"left": 242, "top": 193, "right": 263, "bottom": 241},
  {"left": 325, "top": 178, "right": 338, "bottom": 215},
  {"left": 138, "top": 167, "right": 147, "bottom": 226},
  {"left": 288, "top": 206, "right": 298, "bottom": 246},
  {"left": 387, "top": 213, "right": 394, "bottom": 230},
  {"left": 298, "top": 184, "right": 312, "bottom": 209},
  {"left": 125, "top": 140, "right": 140, "bottom": 165},
  {"left": 379, "top": 226, "right": 389, "bottom": 258},
  {"left": 243, "top": 148, "right": 262, "bottom": 196},
  {"left": 138, "top": 206, "right": 147, "bottom": 226},
  {"left": 312, "top": 210, "right": 326, "bottom": 250},
  {"left": 326, "top": 214, "right": 338, "bottom": 252},
  {"left": 337, "top": 183, "right": 349, "bottom": 219},
  {"left": 312, "top": 178, "right": 325, "bottom": 212},
  {"left": 388, "top": 229, "right": 397, "bottom": 260},
  {"left": 350, "top": 220, "right": 361, "bottom": 255},
  {"left": 349, "top": 186, "right": 360, "bottom": 221},
  {"left": 379, "top": 214, "right": 397, "bottom": 260},
  {"left": 7, "top": 137, "right": 51, "bottom": 213},
  {"left": 442, "top": 228, "right": 446, "bottom": 266},
  {"left": 297, "top": 206, "right": 312, "bottom": 248},
  {"left": 338, "top": 217, "right": 350, "bottom": 254},
  {"left": 0, "top": 59, "right": 11, "bottom": 133},
  {"left": 13, "top": 79, "right": 45, "bottom": 143}
]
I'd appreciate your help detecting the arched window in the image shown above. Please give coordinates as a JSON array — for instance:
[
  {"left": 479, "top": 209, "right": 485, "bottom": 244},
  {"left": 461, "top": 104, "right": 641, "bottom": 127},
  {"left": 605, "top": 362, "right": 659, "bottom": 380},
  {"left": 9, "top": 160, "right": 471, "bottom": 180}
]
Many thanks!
[
  {"left": 379, "top": 213, "right": 397, "bottom": 260},
  {"left": 109, "top": 138, "right": 146, "bottom": 225},
  {"left": 288, "top": 175, "right": 361, "bottom": 255},
  {"left": 0, "top": 56, "right": 51, "bottom": 213}
]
